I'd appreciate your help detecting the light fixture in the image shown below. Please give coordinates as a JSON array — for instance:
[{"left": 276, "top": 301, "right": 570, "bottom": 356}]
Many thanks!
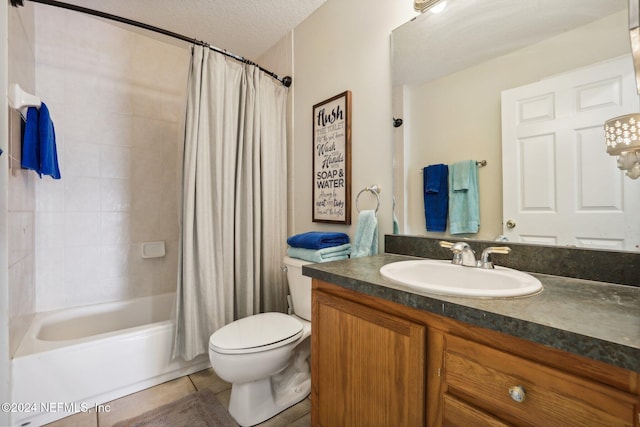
[
  {"left": 430, "top": 1, "right": 447, "bottom": 14},
  {"left": 414, "top": 0, "right": 447, "bottom": 13},
  {"left": 604, "top": 113, "right": 640, "bottom": 179}
]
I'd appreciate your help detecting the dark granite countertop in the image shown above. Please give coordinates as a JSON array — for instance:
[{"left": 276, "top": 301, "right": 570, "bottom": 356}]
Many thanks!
[{"left": 303, "top": 254, "right": 640, "bottom": 373}]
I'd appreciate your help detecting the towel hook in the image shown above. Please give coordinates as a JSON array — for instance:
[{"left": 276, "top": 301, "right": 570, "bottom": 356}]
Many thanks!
[
  {"left": 8, "top": 83, "right": 41, "bottom": 119},
  {"left": 356, "top": 185, "right": 381, "bottom": 214}
]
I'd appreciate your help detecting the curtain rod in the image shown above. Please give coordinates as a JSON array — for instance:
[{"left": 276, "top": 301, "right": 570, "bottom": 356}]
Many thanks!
[{"left": 10, "top": 0, "right": 293, "bottom": 87}]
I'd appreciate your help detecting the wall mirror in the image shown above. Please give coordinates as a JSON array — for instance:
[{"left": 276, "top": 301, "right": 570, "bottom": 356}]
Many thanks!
[{"left": 392, "top": 0, "right": 640, "bottom": 252}]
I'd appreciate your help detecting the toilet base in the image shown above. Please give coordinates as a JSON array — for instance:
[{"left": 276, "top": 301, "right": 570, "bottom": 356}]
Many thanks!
[{"left": 227, "top": 342, "right": 311, "bottom": 426}]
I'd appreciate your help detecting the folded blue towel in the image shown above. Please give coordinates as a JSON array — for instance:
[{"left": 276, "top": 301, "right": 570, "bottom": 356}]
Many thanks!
[
  {"left": 287, "top": 231, "right": 350, "bottom": 249},
  {"left": 21, "top": 107, "right": 40, "bottom": 173},
  {"left": 449, "top": 160, "right": 479, "bottom": 234},
  {"left": 20, "top": 103, "right": 61, "bottom": 179},
  {"left": 423, "top": 164, "right": 448, "bottom": 232},
  {"left": 351, "top": 210, "right": 378, "bottom": 258},
  {"left": 287, "top": 243, "right": 351, "bottom": 263},
  {"left": 38, "top": 103, "right": 61, "bottom": 179}
]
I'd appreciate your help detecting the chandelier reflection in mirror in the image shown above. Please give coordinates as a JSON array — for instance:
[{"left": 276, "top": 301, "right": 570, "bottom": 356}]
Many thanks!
[
  {"left": 604, "top": 113, "right": 640, "bottom": 179},
  {"left": 414, "top": 0, "right": 447, "bottom": 13}
]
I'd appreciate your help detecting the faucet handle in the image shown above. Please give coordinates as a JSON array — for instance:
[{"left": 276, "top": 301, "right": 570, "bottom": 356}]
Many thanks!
[
  {"left": 484, "top": 246, "right": 511, "bottom": 255},
  {"left": 480, "top": 246, "right": 511, "bottom": 269},
  {"left": 438, "top": 240, "right": 454, "bottom": 249}
]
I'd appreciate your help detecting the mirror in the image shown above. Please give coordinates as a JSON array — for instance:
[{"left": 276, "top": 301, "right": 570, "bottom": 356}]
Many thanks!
[{"left": 392, "top": 0, "right": 640, "bottom": 252}]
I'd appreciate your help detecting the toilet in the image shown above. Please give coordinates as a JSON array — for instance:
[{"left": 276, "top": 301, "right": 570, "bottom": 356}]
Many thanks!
[{"left": 208, "top": 256, "right": 312, "bottom": 426}]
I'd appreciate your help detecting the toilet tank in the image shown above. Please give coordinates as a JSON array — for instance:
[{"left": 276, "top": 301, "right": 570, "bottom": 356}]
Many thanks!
[{"left": 283, "top": 256, "right": 312, "bottom": 321}]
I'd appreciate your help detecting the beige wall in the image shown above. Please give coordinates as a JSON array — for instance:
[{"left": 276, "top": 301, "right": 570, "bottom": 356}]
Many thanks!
[
  {"left": 401, "top": 10, "right": 630, "bottom": 239},
  {"left": 31, "top": 6, "right": 189, "bottom": 311},
  {"left": 291, "top": 0, "right": 415, "bottom": 243}
]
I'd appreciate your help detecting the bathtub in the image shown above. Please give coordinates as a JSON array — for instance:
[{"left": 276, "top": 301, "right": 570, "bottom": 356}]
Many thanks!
[{"left": 11, "top": 293, "right": 210, "bottom": 427}]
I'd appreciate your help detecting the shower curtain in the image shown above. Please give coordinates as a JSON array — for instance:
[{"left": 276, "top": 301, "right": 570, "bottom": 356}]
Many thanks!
[{"left": 173, "top": 45, "right": 289, "bottom": 361}]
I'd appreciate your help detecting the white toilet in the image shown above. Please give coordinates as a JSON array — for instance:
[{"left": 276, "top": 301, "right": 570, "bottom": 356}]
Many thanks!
[{"left": 208, "top": 256, "right": 312, "bottom": 426}]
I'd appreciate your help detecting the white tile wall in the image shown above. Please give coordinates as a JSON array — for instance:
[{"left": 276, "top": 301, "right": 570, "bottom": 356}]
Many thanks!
[
  {"left": 33, "top": 6, "right": 189, "bottom": 311},
  {"left": 7, "top": 1, "right": 36, "bottom": 356}
]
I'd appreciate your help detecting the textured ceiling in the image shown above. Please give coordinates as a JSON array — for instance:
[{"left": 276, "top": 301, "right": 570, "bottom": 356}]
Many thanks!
[
  {"left": 53, "top": 0, "right": 327, "bottom": 61},
  {"left": 393, "top": 0, "right": 627, "bottom": 86}
]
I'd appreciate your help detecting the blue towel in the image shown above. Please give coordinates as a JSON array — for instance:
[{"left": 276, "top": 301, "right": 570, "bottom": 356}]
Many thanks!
[
  {"left": 287, "top": 231, "right": 349, "bottom": 249},
  {"left": 20, "top": 103, "right": 61, "bottom": 179},
  {"left": 448, "top": 160, "right": 479, "bottom": 234},
  {"left": 351, "top": 210, "right": 378, "bottom": 258},
  {"left": 287, "top": 243, "right": 351, "bottom": 263},
  {"left": 38, "top": 104, "right": 61, "bottom": 179},
  {"left": 423, "top": 164, "right": 448, "bottom": 232},
  {"left": 21, "top": 107, "right": 40, "bottom": 173}
]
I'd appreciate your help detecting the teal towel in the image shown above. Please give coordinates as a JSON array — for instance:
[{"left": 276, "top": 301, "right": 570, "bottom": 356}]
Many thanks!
[
  {"left": 287, "top": 243, "right": 351, "bottom": 263},
  {"left": 393, "top": 211, "right": 400, "bottom": 234},
  {"left": 393, "top": 197, "right": 400, "bottom": 234},
  {"left": 448, "top": 160, "right": 479, "bottom": 234},
  {"left": 351, "top": 210, "right": 378, "bottom": 258}
]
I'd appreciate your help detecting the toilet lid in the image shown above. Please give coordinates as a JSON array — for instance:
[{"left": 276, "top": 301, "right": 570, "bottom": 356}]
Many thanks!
[{"left": 209, "top": 312, "right": 303, "bottom": 354}]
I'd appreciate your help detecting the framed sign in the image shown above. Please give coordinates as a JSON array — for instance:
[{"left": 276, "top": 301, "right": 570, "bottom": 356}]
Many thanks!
[{"left": 312, "top": 91, "right": 352, "bottom": 224}]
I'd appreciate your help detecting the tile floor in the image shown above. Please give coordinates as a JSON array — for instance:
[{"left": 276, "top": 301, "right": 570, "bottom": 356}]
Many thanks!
[{"left": 44, "top": 368, "right": 311, "bottom": 427}]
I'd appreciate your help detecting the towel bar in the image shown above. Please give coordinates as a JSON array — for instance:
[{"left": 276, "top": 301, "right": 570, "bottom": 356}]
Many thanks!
[
  {"left": 419, "top": 160, "right": 487, "bottom": 173},
  {"left": 356, "top": 185, "right": 380, "bottom": 214}
]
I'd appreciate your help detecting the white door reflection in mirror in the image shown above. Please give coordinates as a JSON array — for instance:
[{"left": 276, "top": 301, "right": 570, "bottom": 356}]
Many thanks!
[{"left": 502, "top": 56, "right": 640, "bottom": 250}]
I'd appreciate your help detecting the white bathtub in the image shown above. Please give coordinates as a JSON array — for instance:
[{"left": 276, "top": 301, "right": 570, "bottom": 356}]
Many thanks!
[{"left": 11, "top": 293, "right": 210, "bottom": 427}]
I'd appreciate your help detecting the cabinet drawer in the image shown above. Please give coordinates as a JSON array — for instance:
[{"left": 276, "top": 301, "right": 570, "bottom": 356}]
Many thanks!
[
  {"left": 443, "top": 393, "right": 510, "bottom": 427},
  {"left": 444, "top": 334, "right": 638, "bottom": 427}
]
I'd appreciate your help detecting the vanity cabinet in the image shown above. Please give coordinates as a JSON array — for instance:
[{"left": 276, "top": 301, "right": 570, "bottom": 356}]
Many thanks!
[
  {"left": 311, "top": 288, "right": 426, "bottom": 426},
  {"left": 311, "top": 279, "right": 640, "bottom": 427},
  {"left": 441, "top": 333, "right": 637, "bottom": 426}
]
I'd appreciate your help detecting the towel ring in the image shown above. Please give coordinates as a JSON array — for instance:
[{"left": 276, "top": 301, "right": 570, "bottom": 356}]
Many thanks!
[{"left": 356, "top": 185, "right": 381, "bottom": 214}]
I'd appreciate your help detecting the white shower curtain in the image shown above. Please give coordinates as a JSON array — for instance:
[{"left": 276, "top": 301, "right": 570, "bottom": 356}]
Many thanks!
[{"left": 173, "top": 45, "right": 289, "bottom": 361}]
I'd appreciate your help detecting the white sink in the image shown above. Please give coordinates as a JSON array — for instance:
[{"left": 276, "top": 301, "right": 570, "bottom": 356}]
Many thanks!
[{"left": 379, "top": 259, "right": 542, "bottom": 298}]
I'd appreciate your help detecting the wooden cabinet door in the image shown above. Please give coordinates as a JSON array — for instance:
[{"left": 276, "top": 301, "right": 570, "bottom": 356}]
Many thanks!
[{"left": 312, "top": 290, "right": 426, "bottom": 427}]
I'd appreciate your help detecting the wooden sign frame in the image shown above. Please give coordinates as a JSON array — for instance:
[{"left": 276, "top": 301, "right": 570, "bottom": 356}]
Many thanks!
[{"left": 312, "top": 91, "right": 352, "bottom": 224}]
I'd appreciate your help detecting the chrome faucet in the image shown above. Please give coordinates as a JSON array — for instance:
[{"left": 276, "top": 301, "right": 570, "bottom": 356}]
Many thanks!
[
  {"left": 452, "top": 242, "right": 477, "bottom": 267},
  {"left": 439, "top": 241, "right": 511, "bottom": 269}
]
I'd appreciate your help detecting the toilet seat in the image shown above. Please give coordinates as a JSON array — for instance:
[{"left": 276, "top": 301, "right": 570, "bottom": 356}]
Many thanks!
[{"left": 209, "top": 312, "right": 303, "bottom": 355}]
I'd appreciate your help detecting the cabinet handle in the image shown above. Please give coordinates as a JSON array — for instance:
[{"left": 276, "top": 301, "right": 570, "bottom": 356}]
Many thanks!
[{"left": 508, "top": 385, "right": 526, "bottom": 403}]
